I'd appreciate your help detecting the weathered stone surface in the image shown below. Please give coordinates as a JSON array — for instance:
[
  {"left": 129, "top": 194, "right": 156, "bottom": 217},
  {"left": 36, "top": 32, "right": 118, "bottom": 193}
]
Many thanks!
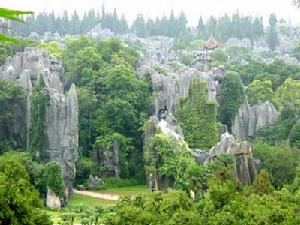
[
  {"left": 151, "top": 68, "right": 221, "bottom": 116},
  {"left": 0, "top": 47, "right": 79, "bottom": 196},
  {"left": 192, "top": 132, "right": 258, "bottom": 185},
  {"left": 232, "top": 102, "right": 279, "bottom": 140},
  {"left": 158, "top": 113, "right": 184, "bottom": 141},
  {"left": 88, "top": 175, "right": 101, "bottom": 190},
  {"left": 46, "top": 187, "right": 61, "bottom": 210},
  {"left": 94, "top": 138, "right": 121, "bottom": 177},
  {"left": 45, "top": 83, "right": 79, "bottom": 193}
]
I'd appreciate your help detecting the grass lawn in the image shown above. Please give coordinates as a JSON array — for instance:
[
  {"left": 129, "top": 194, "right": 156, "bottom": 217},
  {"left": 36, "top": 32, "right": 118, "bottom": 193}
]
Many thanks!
[
  {"left": 67, "top": 193, "right": 114, "bottom": 207},
  {"left": 45, "top": 194, "right": 115, "bottom": 224},
  {"left": 44, "top": 186, "right": 149, "bottom": 223},
  {"left": 98, "top": 185, "right": 150, "bottom": 196}
]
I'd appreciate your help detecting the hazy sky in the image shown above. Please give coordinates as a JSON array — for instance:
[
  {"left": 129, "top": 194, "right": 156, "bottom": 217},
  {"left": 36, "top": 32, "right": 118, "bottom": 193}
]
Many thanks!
[{"left": 2, "top": 0, "right": 300, "bottom": 26}]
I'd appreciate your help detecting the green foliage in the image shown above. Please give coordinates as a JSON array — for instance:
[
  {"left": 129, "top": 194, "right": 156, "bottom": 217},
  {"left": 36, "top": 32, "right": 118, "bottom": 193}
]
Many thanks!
[
  {"left": 145, "top": 133, "right": 197, "bottom": 190},
  {"left": 289, "top": 121, "right": 300, "bottom": 149},
  {"left": 176, "top": 79, "right": 219, "bottom": 149},
  {"left": 289, "top": 165, "right": 300, "bottom": 192},
  {"left": 105, "top": 190, "right": 200, "bottom": 225},
  {"left": 274, "top": 78, "right": 300, "bottom": 114},
  {"left": 43, "top": 161, "right": 65, "bottom": 197},
  {"left": 0, "top": 154, "right": 52, "bottom": 225},
  {"left": 291, "top": 40, "right": 300, "bottom": 60},
  {"left": 64, "top": 36, "right": 150, "bottom": 181},
  {"left": 252, "top": 170, "right": 275, "bottom": 195},
  {"left": 94, "top": 132, "right": 133, "bottom": 178},
  {"left": 0, "top": 78, "right": 25, "bottom": 151},
  {"left": 0, "top": 8, "right": 32, "bottom": 43},
  {"left": 225, "top": 47, "right": 253, "bottom": 62},
  {"left": 246, "top": 80, "right": 275, "bottom": 105},
  {"left": 39, "top": 41, "right": 63, "bottom": 58},
  {"left": 253, "top": 141, "right": 300, "bottom": 188},
  {"left": 218, "top": 71, "right": 244, "bottom": 129},
  {"left": 76, "top": 157, "right": 95, "bottom": 183},
  {"left": 102, "top": 178, "right": 140, "bottom": 189},
  {"left": 267, "top": 14, "right": 279, "bottom": 51},
  {"left": 29, "top": 75, "right": 49, "bottom": 161},
  {"left": 232, "top": 59, "right": 300, "bottom": 89},
  {"left": 197, "top": 12, "right": 264, "bottom": 42},
  {"left": 105, "top": 187, "right": 300, "bottom": 225},
  {"left": 257, "top": 109, "right": 296, "bottom": 145},
  {"left": 212, "top": 49, "right": 228, "bottom": 63}
]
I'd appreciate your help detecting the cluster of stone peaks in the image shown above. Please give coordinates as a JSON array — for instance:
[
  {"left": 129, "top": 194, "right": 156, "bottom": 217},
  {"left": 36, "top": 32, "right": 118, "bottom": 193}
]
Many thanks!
[{"left": 0, "top": 48, "right": 78, "bottom": 207}]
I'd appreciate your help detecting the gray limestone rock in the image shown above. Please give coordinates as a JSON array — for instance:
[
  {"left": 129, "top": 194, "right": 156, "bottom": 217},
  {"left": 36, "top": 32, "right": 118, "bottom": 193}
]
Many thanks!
[
  {"left": 193, "top": 132, "right": 258, "bottom": 185},
  {"left": 0, "top": 47, "right": 79, "bottom": 196},
  {"left": 151, "top": 68, "right": 220, "bottom": 116},
  {"left": 232, "top": 102, "right": 279, "bottom": 140},
  {"left": 88, "top": 175, "right": 102, "bottom": 190},
  {"left": 46, "top": 187, "right": 61, "bottom": 209}
]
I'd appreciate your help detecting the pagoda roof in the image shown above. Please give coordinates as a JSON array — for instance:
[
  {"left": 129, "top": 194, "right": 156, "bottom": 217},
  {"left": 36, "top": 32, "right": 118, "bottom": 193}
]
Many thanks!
[{"left": 204, "top": 36, "right": 220, "bottom": 50}]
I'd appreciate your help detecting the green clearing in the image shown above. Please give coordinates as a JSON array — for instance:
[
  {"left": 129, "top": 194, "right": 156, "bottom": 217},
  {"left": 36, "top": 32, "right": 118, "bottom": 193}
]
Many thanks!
[
  {"left": 99, "top": 185, "right": 150, "bottom": 196},
  {"left": 68, "top": 193, "right": 114, "bottom": 207},
  {"left": 45, "top": 186, "right": 149, "bottom": 224},
  {"left": 45, "top": 194, "right": 115, "bottom": 224}
]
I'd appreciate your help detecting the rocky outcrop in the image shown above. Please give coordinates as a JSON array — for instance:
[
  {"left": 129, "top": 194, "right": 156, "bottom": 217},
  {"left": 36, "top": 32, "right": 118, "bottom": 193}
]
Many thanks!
[
  {"left": 46, "top": 187, "right": 61, "bottom": 210},
  {"left": 45, "top": 83, "right": 78, "bottom": 193},
  {"left": 0, "top": 47, "right": 79, "bottom": 196},
  {"left": 193, "top": 132, "right": 259, "bottom": 185},
  {"left": 232, "top": 102, "right": 279, "bottom": 140},
  {"left": 143, "top": 113, "right": 184, "bottom": 149},
  {"left": 88, "top": 175, "right": 102, "bottom": 190},
  {"left": 151, "top": 68, "right": 222, "bottom": 117}
]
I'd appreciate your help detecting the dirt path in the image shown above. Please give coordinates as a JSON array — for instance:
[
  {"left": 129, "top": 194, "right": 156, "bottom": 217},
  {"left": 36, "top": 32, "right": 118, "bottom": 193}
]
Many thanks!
[{"left": 73, "top": 189, "right": 119, "bottom": 201}]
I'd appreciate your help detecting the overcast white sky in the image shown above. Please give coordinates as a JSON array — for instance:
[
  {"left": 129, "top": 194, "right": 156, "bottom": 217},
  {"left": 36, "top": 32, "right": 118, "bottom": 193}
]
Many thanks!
[{"left": 2, "top": 0, "right": 300, "bottom": 26}]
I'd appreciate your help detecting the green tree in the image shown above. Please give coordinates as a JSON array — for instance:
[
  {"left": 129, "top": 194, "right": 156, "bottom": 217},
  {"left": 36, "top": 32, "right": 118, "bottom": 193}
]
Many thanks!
[
  {"left": 253, "top": 141, "right": 300, "bottom": 188},
  {"left": 29, "top": 75, "right": 49, "bottom": 161},
  {"left": 0, "top": 78, "right": 25, "bottom": 151},
  {"left": 274, "top": 78, "right": 300, "bottom": 115},
  {"left": 253, "top": 170, "right": 274, "bottom": 195},
  {"left": 289, "top": 121, "right": 300, "bottom": 149},
  {"left": 246, "top": 80, "right": 275, "bottom": 105},
  {"left": 267, "top": 14, "right": 279, "bottom": 51},
  {"left": 43, "top": 161, "right": 65, "bottom": 197},
  {"left": 219, "top": 71, "right": 244, "bottom": 130},
  {"left": 176, "top": 78, "right": 219, "bottom": 149},
  {"left": 0, "top": 155, "right": 52, "bottom": 225}
]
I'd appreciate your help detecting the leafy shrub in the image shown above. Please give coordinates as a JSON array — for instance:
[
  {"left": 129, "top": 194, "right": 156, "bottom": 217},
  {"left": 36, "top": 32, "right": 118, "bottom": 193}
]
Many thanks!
[
  {"left": 102, "top": 177, "right": 140, "bottom": 188},
  {"left": 253, "top": 141, "right": 300, "bottom": 188},
  {"left": 43, "top": 161, "right": 65, "bottom": 197}
]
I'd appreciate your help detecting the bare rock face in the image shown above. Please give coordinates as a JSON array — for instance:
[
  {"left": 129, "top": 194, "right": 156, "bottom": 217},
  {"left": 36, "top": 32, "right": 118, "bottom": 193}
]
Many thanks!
[
  {"left": 46, "top": 187, "right": 61, "bottom": 210},
  {"left": 232, "top": 102, "right": 279, "bottom": 140},
  {"left": 45, "top": 83, "right": 79, "bottom": 193},
  {"left": 193, "top": 132, "right": 258, "bottom": 185},
  {"left": 0, "top": 47, "right": 79, "bottom": 196},
  {"left": 151, "top": 68, "right": 221, "bottom": 117}
]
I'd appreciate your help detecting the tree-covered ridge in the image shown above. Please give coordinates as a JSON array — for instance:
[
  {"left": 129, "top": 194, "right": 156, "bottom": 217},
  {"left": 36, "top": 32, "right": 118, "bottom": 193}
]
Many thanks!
[{"left": 11, "top": 8, "right": 265, "bottom": 43}]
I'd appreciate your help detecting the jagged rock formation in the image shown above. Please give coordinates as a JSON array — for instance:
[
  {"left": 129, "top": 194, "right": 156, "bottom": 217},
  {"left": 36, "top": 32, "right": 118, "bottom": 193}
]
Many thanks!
[
  {"left": 0, "top": 48, "right": 79, "bottom": 205},
  {"left": 144, "top": 113, "right": 259, "bottom": 186},
  {"left": 232, "top": 101, "right": 279, "bottom": 140},
  {"left": 193, "top": 132, "right": 259, "bottom": 185},
  {"left": 151, "top": 68, "right": 223, "bottom": 117},
  {"left": 143, "top": 113, "right": 184, "bottom": 149}
]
